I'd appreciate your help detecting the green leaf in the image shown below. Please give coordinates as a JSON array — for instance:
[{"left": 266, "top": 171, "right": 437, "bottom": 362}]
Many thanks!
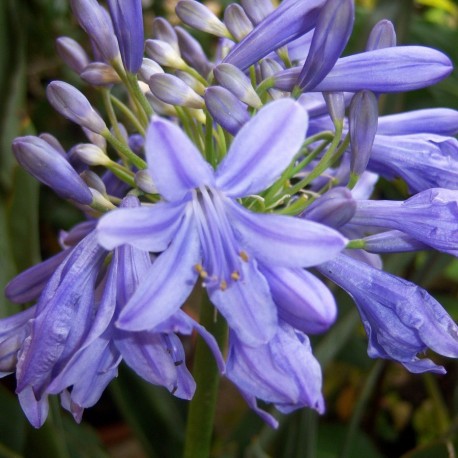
[
  {"left": 109, "top": 364, "right": 186, "bottom": 458},
  {"left": 0, "top": 384, "right": 27, "bottom": 455}
]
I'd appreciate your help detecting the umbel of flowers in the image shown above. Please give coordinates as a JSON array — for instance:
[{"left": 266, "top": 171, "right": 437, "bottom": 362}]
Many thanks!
[{"left": 2, "top": 0, "right": 458, "bottom": 446}]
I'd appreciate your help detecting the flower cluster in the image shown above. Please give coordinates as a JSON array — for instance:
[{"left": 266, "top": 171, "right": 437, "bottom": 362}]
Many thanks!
[{"left": 2, "top": 0, "right": 458, "bottom": 430}]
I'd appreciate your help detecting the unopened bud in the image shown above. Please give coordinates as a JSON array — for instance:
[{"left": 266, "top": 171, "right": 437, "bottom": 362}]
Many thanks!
[
  {"left": 73, "top": 143, "right": 110, "bottom": 166},
  {"left": 224, "top": 4, "right": 253, "bottom": 41},
  {"left": 176, "top": 1, "right": 231, "bottom": 38},
  {"left": 349, "top": 90, "right": 378, "bottom": 177},
  {"left": 152, "top": 17, "right": 180, "bottom": 53},
  {"left": 107, "top": 0, "right": 144, "bottom": 73},
  {"left": 135, "top": 169, "right": 157, "bottom": 194},
  {"left": 80, "top": 62, "right": 121, "bottom": 86},
  {"left": 46, "top": 81, "right": 107, "bottom": 134},
  {"left": 366, "top": 20, "right": 396, "bottom": 51},
  {"left": 145, "top": 39, "right": 187, "bottom": 70},
  {"left": 81, "top": 170, "right": 107, "bottom": 195},
  {"left": 204, "top": 86, "right": 249, "bottom": 135},
  {"left": 240, "top": 0, "right": 274, "bottom": 25},
  {"left": 138, "top": 58, "right": 164, "bottom": 84},
  {"left": 70, "top": 0, "right": 120, "bottom": 63},
  {"left": 56, "top": 36, "right": 90, "bottom": 74},
  {"left": 302, "top": 187, "right": 356, "bottom": 228},
  {"left": 12, "top": 135, "right": 93, "bottom": 204},
  {"left": 323, "top": 92, "right": 345, "bottom": 127},
  {"left": 214, "top": 63, "right": 261, "bottom": 108},
  {"left": 175, "top": 26, "right": 213, "bottom": 77},
  {"left": 90, "top": 187, "right": 116, "bottom": 211},
  {"left": 175, "top": 70, "right": 206, "bottom": 95},
  {"left": 39, "top": 133, "right": 66, "bottom": 157},
  {"left": 149, "top": 73, "right": 204, "bottom": 109}
]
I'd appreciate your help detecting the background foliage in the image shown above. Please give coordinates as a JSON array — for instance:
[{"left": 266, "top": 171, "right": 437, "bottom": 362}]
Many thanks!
[{"left": 0, "top": 1, "right": 457, "bottom": 457}]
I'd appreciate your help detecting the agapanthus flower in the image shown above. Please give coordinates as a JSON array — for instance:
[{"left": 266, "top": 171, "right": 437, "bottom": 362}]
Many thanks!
[
  {"left": 97, "top": 99, "right": 347, "bottom": 346},
  {"left": 226, "top": 321, "right": 324, "bottom": 428},
  {"left": 318, "top": 254, "right": 458, "bottom": 374},
  {"left": 2, "top": 198, "right": 223, "bottom": 428}
]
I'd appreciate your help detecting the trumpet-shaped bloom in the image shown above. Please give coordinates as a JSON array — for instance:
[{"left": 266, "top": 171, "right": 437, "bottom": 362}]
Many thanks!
[
  {"left": 7, "top": 198, "right": 223, "bottom": 428},
  {"left": 97, "top": 99, "right": 347, "bottom": 346},
  {"left": 351, "top": 188, "right": 458, "bottom": 256},
  {"left": 226, "top": 322, "right": 324, "bottom": 428},
  {"left": 318, "top": 254, "right": 458, "bottom": 373}
]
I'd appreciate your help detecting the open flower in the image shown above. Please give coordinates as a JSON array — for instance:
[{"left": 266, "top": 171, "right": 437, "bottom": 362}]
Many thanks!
[{"left": 97, "top": 99, "right": 347, "bottom": 346}]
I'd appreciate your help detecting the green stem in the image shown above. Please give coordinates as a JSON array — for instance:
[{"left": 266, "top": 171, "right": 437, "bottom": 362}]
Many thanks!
[
  {"left": 183, "top": 291, "right": 227, "bottom": 458},
  {"left": 101, "top": 88, "right": 124, "bottom": 141},
  {"left": 110, "top": 95, "right": 146, "bottom": 135},
  {"left": 339, "top": 360, "right": 384, "bottom": 458},
  {"left": 104, "top": 131, "right": 147, "bottom": 170},
  {"left": 423, "top": 372, "right": 450, "bottom": 435}
]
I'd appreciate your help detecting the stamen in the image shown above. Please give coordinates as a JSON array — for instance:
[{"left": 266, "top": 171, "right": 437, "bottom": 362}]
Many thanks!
[
  {"left": 231, "top": 271, "right": 240, "bottom": 281},
  {"left": 240, "top": 250, "right": 249, "bottom": 262},
  {"left": 194, "top": 263, "right": 208, "bottom": 278},
  {"left": 220, "top": 280, "right": 228, "bottom": 291},
  {"left": 174, "top": 360, "right": 184, "bottom": 366}
]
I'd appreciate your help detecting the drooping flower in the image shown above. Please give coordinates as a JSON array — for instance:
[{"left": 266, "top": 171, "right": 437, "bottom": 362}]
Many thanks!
[
  {"left": 3, "top": 197, "right": 223, "bottom": 428},
  {"left": 97, "top": 99, "right": 348, "bottom": 346},
  {"left": 226, "top": 321, "right": 324, "bottom": 428},
  {"left": 318, "top": 254, "right": 458, "bottom": 373}
]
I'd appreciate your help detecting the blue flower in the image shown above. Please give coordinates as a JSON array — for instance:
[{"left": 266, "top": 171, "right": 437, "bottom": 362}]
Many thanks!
[
  {"left": 226, "top": 321, "right": 324, "bottom": 428},
  {"left": 107, "top": 0, "right": 144, "bottom": 73},
  {"left": 5, "top": 199, "right": 223, "bottom": 427},
  {"left": 97, "top": 99, "right": 347, "bottom": 346},
  {"left": 318, "top": 254, "right": 458, "bottom": 373}
]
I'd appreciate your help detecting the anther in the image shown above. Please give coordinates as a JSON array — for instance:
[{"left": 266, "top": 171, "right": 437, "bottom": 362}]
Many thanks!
[
  {"left": 174, "top": 360, "right": 184, "bottom": 367},
  {"left": 194, "top": 263, "right": 208, "bottom": 278},
  {"left": 220, "top": 280, "right": 228, "bottom": 291},
  {"left": 239, "top": 250, "right": 249, "bottom": 262},
  {"left": 231, "top": 271, "right": 240, "bottom": 281}
]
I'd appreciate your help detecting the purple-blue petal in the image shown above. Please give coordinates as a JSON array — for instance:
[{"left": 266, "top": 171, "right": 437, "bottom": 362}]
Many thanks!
[
  {"left": 145, "top": 116, "right": 215, "bottom": 201},
  {"left": 215, "top": 99, "right": 308, "bottom": 197},
  {"left": 116, "top": 206, "right": 200, "bottom": 331},
  {"left": 97, "top": 200, "right": 187, "bottom": 251},
  {"left": 227, "top": 199, "right": 348, "bottom": 267}
]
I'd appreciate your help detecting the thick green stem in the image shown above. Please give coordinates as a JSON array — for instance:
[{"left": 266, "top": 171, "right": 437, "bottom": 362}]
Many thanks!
[{"left": 183, "top": 291, "right": 227, "bottom": 458}]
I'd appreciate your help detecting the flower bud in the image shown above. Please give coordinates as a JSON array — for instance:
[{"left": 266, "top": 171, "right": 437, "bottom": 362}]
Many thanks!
[
  {"left": 260, "top": 59, "right": 287, "bottom": 100},
  {"left": 80, "top": 62, "right": 121, "bottom": 86},
  {"left": 138, "top": 58, "right": 164, "bottom": 84},
  {"left": 12, "top": 136, "right": 93, "bottom": 204},
  {"left": 39, "top": 133, "right": 66, "bottom": 157},
  {"left": 107, "top": 0, "right": 144, "bottom": 73},
  {"left": 46, "top": 81, "right": 107, "bottom": 134},
  {"left": 152, "top": 17, "right": 180, "bottom": 53},
  {"left": 145, "top": 39, "right": 187, "bottom": 70},
  {"left": 298, "top": 0, "right": 354, "bottom": 91},
  {"left": 224, "top": 4, "right": 253, "bottom": 42},
  {"left": 213, "top": 63, "right": 262, "bottom": 108},
  {"left": 149, "top": 73, "right": 204, "bottom": 109},
  {"left": 56, "top": 37, "right": 90, "bottom": 74},
  {"left": 70, "top": 0, "right": 120, "bottom": 63},
  {"left": 90, "top": 187, "right": 116, "bottom": 211},
  {"left": 80, "top": 170, "right": 107, "bottom": 196},
  {"left": 323, "top": 92, "right": 345, "bottom": 126},
  {"left": 366, "top": 20, "right": 396, "bottom": 51},
  {"left": 145, "top": 92, "right": 177, "bottom": 117},
  {"left": 73, "top": 143, "right": 110, "bottom": 166},
  {"left": 204, "top": 86, "right": 249, "bottom": 135},
  {"left": 128, "top": 134, "right": 144, "bottom": 155},
  {"left": 175, "top": 70, "right": 206, "bottom": 95},
  {"left": 302, "top": 187, "right": 356, "bottom": 228},
  {"left": 240, "top": 0, "right": 274, "bottom": 24},
  {"left": 175, "top": 26, "right": 213, "bottom": 77},
  {"left": 82, "top": 127, "right": 107, "bottom": 150},
  {"left": 135, "top": 169, "right": 157, "bottom": 194},
  {"left": 176, "top": 1, "right": 230, "bottom": 38},
  {"left": 349, "top": 90, "right": 378, "bottom": 176}
]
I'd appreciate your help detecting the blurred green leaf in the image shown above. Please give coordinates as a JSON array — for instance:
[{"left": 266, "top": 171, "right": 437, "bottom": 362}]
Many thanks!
[
  {"left": 0, "top": 384, "right": 27, "bottom": 455},
  {"left": 110, "top": 364, "right": 186, "bottom": 458},
  {"left": 401, "top": 440, "right": 456, "bottom": 458}
]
